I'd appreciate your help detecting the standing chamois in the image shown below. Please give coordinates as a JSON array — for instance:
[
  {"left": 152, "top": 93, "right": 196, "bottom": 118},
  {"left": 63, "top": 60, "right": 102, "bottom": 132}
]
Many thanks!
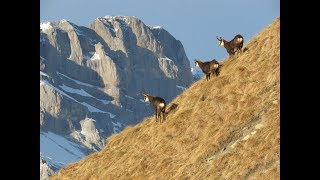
[
  {"left": 194, "top": 59, "right": 221, "bottom": 81},
  {"left": 217, "top": 34, "right": 244, "bottom": 56},
  {"left": 143, "top": 93, "right": 166, "bottom": 123}
]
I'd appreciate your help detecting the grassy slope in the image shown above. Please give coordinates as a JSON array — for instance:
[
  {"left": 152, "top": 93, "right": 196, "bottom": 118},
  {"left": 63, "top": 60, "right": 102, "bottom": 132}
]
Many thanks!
[{"left": 52, "top": 17, "right": 280, "bottom": 180}]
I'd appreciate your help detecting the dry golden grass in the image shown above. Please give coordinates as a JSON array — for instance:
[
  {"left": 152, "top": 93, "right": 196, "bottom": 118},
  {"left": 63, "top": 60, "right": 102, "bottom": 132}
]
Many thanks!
[{"left": 52, "top": 17, "right": 280, "bottom": 180}]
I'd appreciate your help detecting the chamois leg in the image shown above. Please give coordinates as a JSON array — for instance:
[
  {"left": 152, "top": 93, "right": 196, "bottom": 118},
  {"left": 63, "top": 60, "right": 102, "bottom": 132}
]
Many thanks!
[
  {"left": 235, "top": 47, "right": 242, "bottom": 54},
  {"left": 155, "top": 112, "right": 158, "bottom": 123},
  {"left": 206, "top": 73, "right": 210, "bottom": 81},
  {"left": 238, "top": 45, "right": 243, "bottom": 53},
  {"left": 157, "top": 111, "right": 161, "bottom": 123},
  {"left": 162, "top": 110, "right": 166, "bottom": 123},
  {"left": 211, "top": 71, "right": 215, "bottom": 77},
  {"left": 159, "top": 112, "right": 162, "bottom": 123},
  {"left": 213, "top": 69, "right": 218, "bottom": 77}
]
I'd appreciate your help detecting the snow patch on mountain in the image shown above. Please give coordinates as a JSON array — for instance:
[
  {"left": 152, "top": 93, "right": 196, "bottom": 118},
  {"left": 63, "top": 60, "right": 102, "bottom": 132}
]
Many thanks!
[
  {"left": 149, "top": 26, "right": 162, "bottom": 29},
  {"left": 40, "top": 22, "right": 53, "bottom": 31},
  {"left": 40, "top": 71, "right": 49, "bottom": 78},
  {"left": 57, "top": 72, "right": 95, "bottom": 88},
  {"left": 112, "top": 121, "right": 123, "bottom": 134},
  {"left": 125, "top": 95, "right": 135, "bottom": 100},
  {"left": 90, "top": 52, "right": 100, "bottom": 61},
  {"left": 41, "top": 80, "right": 115, "bottom": 118},
  {"left": 176, "top": 85, "right": 186, "bottom": 90},
  {"left": 40, "top": 131, "right": 86, "bottom": 168},
  {"left": 59, "top": 84, "right": 94, "bottom": 98}
]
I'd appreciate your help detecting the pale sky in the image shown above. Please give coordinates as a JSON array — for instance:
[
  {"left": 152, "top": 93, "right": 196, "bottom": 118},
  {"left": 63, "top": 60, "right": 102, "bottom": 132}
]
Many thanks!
[{"left": 40, "top": 0, "right": 279, "bottom": 66}]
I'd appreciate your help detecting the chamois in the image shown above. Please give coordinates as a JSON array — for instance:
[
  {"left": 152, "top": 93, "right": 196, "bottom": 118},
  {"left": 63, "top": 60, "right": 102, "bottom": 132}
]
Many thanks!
[
  {"left": 143, "top": 93, "right": 166, "bottom": 123},
  {"left": 194, "top": 59, "right": 221, "bottom": 81},
  {"left": 217, "top": 34, "right": 244, "bottom": 56}
]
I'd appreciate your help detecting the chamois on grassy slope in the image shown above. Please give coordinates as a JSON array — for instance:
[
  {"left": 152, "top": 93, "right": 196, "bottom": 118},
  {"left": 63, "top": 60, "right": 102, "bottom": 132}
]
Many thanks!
[
  {"left": 217, "top": 34, "right": 244, "bottom": 56},
  {"left": 194, "top": 59, "right": 221, "bottom": 81},
  {"left": 143, "top": 93, "right": 166, "bottom": 123}
]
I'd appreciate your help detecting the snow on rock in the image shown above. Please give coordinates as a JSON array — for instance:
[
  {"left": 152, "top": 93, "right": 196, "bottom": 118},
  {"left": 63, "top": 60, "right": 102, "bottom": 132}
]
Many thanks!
[
  {"left": 159, "top": 57, "right": 173, "bottom": 62},
  {"left": 73, "top": 27, "right": 84, "bottom": 36},
  {"left": 111, "top": 121, "right": 123, "bottom": 134},
  {"left": 90, "top": 52, "right": 100, "bottom": 60},
  {"left": 56, "top": 72, "right": 114, "bottom": 105},
  {"left": 103, "top": 15, "right": 130, "bottom": 25},
  {"left": 40, "top": 56, "right": 47, "bottom": 62},
  {"left": 40, "top": 80, "right": 76, "bottom": 101},
  {"left": 158, "top": 57, "right": 178, "bottom": 79},
  {"left": 104, "top": 15, "right": 115, "bottom": 21},
  {"left": 125, "top": 95, "right": 135, "bottom": 100},
  {"left": 59, "top": 84, "right": 94, "bottom": 98},
  {"left": 176, "top": 85, "right": 186, "bottom": 90},
  {"left": 41, "top": 80, "right": 116, "bottom": 118},
  {"left": 80, "top": 102, "right": 116, "bottom": 118},
  {"left": 40, "top": 131, "right": 86, "bottom": 167},
  {"left": 40, "top": 22, "right": 53, "bottom": 32},
  {"left": 150, "top": 26, "right": 162, "bottom": 29},
  {"left": 60, "top": 19, "right": 68, "bottom": 23},
  {"left": 191, "top": 67, "right": 204, "bottom": 80},
  {"left": 191, "top": 67, "right": 203, "bottom": 75},
  {"left": 57, "top": 72, "right": 95, "bottom": 88},
  {"left": 40, "top": 71, "right": 50, "bottom": 78},
  {"left": 80, "top": 102, "right": 105, "bottom": 113},
  {"left": 100, "top": 100, "right": 112, "bottom": 105}
]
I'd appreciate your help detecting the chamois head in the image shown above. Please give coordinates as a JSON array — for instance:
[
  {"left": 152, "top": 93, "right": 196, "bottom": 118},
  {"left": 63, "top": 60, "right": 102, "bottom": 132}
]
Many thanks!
[
  {"left": 216, "top": 34, "right": 244, "bottom": 56},
  {"left": 142, "top": 93, "right": 150, "bottom": 102},
  {"left": 194, "top": 59, "right": 201, "bottom": 67},
  {"left": 216, "top": 36, "right": 224, "bottom": 46}
]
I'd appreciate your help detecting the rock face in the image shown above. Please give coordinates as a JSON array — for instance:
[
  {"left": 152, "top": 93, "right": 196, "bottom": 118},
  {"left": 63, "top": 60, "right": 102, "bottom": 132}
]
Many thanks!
[
  {"left": 40, "top": 16, "right": 192, "bottom": 179},
  {"left": 40, "top": 158, "right": 54, "bottom": 180}
]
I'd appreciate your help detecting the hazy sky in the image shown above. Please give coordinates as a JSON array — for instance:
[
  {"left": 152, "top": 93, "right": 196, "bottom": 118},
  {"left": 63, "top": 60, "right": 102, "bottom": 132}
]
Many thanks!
[{"left": 40, "top": 0, "right": 279, "bottom": 66}]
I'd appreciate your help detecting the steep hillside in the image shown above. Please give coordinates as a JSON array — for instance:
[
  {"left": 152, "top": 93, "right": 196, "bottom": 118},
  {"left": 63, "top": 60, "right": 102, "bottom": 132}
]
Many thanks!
[{"left": 53, "top": 17, "right": 280, "bottom": 180}]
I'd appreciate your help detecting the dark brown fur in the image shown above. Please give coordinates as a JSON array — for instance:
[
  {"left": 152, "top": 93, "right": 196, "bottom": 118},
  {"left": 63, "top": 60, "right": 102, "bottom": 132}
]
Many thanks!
[
  {"left": 143, "top": 93, "right": 166, "bottom": 123},
  {"left": 194, "top": 59, "right": 221, "bottom": 81},
  {"left": 217, "top": 34, "right": 244, "bottom": 56}
]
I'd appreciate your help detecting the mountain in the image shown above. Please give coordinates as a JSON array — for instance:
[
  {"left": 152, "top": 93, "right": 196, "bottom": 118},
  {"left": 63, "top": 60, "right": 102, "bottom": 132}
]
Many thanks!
[
  {"left": 191, "top": 67, "right": 204, "bottom": 81},
  {"left": 52, "top": 17, "right": 280, "bottom": 180},
  {"left": 40, "top": 16, "right": 192, "bottom": 178}
]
